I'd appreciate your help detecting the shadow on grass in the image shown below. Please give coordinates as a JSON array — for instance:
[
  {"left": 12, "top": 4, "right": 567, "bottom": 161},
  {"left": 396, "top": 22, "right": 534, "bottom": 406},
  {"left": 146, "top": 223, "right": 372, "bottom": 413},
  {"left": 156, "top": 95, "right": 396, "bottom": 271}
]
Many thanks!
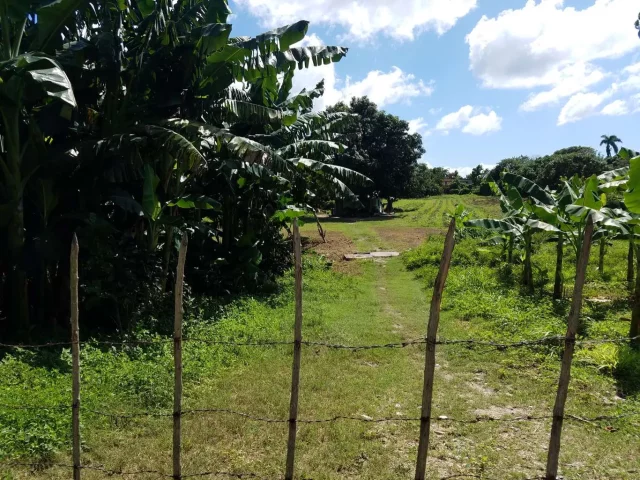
[
  {"left": 0, "top": 347, "right": 72, "bottom": 374},
  {"left": 615, "top": 344, "right": 640, "bottom": 397}
]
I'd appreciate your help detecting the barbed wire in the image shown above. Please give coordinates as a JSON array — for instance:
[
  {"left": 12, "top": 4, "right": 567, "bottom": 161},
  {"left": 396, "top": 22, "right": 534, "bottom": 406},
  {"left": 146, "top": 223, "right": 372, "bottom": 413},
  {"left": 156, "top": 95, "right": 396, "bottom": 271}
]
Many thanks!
[
  {"left": 3, "top": 401, "right": 637, "bottom": 427},
  {"left": 1, "top": 461, "right": 634, "bottom": 480},
  {"left": 1, "top": 336, "right": 638, "bottom": 351},
  {"left": 0, "top": 462, "right": 268, "bottom": 478}
]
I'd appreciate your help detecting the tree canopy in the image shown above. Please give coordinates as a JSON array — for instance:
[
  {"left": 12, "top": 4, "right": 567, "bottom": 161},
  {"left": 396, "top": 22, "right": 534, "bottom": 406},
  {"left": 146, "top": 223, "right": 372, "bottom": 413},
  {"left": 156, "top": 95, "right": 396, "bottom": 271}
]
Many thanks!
[
  {"left": 487, "top": 147, "right": 607, "bottom": 190},
  {"left": 327, "top": 97, "right": 425, "bottom": 199}
]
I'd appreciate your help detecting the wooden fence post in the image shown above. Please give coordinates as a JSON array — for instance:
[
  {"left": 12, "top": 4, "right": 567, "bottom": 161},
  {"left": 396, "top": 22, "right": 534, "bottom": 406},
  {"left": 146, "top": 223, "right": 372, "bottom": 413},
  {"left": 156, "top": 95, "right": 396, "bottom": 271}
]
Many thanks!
[
  {"left": 173, "top": 236, "right": 188, "bottom": 480},
  {"left": 414, "top": 219, "right": 456, "bottom": 480},
  {"left": 70, "top": 234, "right": 81, "bottom": 480},
  {"left": 545, "top": 217, "right": 594, "bottom": 480},
  {"left": 285, "top": 219, "right": 303, "bottom": 480}
]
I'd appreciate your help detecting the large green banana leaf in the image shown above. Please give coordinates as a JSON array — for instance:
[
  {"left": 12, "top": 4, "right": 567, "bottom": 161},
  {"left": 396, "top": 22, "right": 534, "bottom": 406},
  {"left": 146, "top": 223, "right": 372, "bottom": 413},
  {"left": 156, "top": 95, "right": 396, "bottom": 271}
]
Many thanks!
[
  {"left": 465, "top": 218, "right": 522, "bottom": 234},
  {"left": 0, "top": 54, "right": 76, "bottom": 107},
  {"left": 294, "top": 158, "right": 372, "bottom": 187},
  {"left": 503, "top": 172, "right": 555, "bottom": 205},
  {"left": 624, "top": 155, "right": 640, "bottom": 214}
]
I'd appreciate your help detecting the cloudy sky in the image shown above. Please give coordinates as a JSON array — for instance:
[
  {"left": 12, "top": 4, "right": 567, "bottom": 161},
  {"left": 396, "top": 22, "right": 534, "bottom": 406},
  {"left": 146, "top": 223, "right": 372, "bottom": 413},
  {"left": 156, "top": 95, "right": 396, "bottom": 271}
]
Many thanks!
[{"left": 230, "top": 0, "right": 640, "bottom": 176}]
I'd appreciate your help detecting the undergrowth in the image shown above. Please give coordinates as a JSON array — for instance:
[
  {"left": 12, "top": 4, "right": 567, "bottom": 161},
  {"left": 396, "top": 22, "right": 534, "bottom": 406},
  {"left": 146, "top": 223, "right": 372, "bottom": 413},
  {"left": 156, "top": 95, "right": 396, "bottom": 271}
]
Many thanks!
[
  {"left": 0, "top": 256, "right": 338, "bottom": 460},
  {"left": 403, "top": 234, "right": 640, "bottom": 401}
]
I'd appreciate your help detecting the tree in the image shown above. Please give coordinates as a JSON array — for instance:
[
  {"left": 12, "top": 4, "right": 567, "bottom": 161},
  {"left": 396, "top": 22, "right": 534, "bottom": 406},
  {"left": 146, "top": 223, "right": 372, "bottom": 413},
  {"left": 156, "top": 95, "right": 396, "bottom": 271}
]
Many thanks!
[
  {"left": 600, "top": 135, "right": 623, "bottom": 158},
  {"left": 487, "top": 156, "right": 537, "bottom": 183},
  {"left": 488, "top": 148, "right": 607, "bottom": 190},
  {"left": 468, "top": 165, "right": 488, "bottom": 188},
  {"left": 535, "top": 147, "right": 606, "bottom": 189},
  {"left": 327, "top": 97, "right": 425, "bottom": 205},
  {"left": 407, "top": 164, "right": 445, "bottom": 198},
  {"left": 635, "top": 11, "right": 640, "bottom": 37}
]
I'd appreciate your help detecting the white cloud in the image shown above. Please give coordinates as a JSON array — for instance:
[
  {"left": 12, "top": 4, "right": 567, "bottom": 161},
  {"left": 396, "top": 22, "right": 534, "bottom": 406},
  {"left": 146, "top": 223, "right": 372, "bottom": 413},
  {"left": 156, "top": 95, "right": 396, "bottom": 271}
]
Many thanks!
[
  {"left": 557, "top": 91, "right": 610, "bottom": 125},
  {"left": 444, "top": 163, "right": 496, "bottom": 177},
  {"left": 290, "top": 35, "right": 434, "bottom": 110},
  {"left": 601, "top": 99, "right": 629, "bottom": 116},
  {"left": 234, "top": 0, "right": 477, "bottom": 41},
  {"left": 340, "top": 68, "right": 434, "bottom": 106},
  {"left": 623, "top": 62, "right": 640, "bottom": 75},
  {"left": 556, "top": 60, "right": 640, "bottom": 124},
  {"left": 408, "top": 117, "right": 429, "bottom": 135},
  {"left": 436, "top": 105, "right": 502, "bottom": 135},
  {"left": 463, "top": 111, "right": 502, "bottom": 135},
  {"left": 467, "top": 0, "right": 639, "bottom": 90},
  {"left": 520, "top": 62, "right": 607, "bottom": 111},
  {"left": 428, "top": 107, "right": 442, "bottom": 115}
]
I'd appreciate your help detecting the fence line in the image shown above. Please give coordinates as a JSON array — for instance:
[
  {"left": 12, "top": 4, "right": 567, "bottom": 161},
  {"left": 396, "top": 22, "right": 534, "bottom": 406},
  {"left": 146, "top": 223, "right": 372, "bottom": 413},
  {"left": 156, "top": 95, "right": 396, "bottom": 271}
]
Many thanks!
[
  {"left": 1, "top": 461, "right": 636, "bottom": 480},
  {"left": 2, "top": 335, "right": 639, "bottom": 351},
  {"left": 1, "top": 224, "right": 639, "bottom": 479},
  {"left": 1, "top": 400, "right": 638, "bottom": 425}
]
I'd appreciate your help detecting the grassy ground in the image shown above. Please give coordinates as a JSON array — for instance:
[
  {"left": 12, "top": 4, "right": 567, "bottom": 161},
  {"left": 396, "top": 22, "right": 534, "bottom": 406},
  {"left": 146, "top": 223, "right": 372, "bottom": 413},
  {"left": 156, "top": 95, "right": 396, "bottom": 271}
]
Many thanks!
[{"left": 1, "top": 194, "right": 639, "bottom": 479}]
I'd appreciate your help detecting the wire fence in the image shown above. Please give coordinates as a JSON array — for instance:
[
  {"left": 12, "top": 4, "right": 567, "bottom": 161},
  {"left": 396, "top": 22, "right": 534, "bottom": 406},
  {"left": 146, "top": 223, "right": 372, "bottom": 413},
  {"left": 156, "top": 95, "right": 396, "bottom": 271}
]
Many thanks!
[{"left": 1, "top": 218, "right": 639, "bottom": 479}]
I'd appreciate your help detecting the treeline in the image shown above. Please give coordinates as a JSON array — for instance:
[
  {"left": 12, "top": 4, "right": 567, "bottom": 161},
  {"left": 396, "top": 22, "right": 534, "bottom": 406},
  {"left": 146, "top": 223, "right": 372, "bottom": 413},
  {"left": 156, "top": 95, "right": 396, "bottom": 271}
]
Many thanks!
[{"left": 406, "top": 146, "right": 633, "bottom": 199}]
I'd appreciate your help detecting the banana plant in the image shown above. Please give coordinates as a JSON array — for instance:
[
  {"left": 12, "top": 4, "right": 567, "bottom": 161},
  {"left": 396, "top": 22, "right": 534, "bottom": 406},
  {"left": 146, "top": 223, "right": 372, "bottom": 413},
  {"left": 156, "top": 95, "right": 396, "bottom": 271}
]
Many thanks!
[
  {"left": 622, "top": 151, "right": 640, "bottom": 344},
  {"left": 0, "top": 0, "right": 83, "bottom": 334},
  {"left": 466, "top": 178, "right": 559, "bottom": 293}
]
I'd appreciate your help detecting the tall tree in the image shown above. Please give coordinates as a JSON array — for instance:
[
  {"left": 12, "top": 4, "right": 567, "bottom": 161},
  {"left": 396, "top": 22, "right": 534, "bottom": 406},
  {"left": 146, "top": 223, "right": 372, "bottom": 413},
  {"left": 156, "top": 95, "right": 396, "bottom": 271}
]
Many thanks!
[
  {"left": 327, "top": 97, "right": 425, "bottom": 205},
  {"left": 600, "top": 135, "right": 623, "bottom": 158}
]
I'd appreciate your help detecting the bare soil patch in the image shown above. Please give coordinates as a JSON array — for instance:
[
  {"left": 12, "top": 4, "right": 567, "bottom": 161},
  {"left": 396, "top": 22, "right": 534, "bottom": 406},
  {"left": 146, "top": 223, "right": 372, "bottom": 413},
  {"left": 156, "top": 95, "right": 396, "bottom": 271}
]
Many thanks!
[
  {"left": 302, "top": 230, "right": 361, "bottom": 274},
  {"left": 373, "top": 227, "right": 441, "bottom": 251}
]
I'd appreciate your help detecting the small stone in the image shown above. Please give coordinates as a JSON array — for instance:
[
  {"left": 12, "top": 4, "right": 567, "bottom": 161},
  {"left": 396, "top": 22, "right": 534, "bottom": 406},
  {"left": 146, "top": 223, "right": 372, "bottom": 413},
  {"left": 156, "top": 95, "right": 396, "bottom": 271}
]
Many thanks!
[
  {"left": 361, "top": 414, "right": 373, "bottom": 421},
  {"left": 438, "top": 415, "right": 448, "bottom": 420}
]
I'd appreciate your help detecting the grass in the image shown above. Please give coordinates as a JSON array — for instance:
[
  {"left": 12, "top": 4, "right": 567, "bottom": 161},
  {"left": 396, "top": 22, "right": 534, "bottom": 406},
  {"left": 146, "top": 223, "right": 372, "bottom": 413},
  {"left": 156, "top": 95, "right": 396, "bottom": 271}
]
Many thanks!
[{"left": 1, "top": 194, "right": 639, "bottom": 479}]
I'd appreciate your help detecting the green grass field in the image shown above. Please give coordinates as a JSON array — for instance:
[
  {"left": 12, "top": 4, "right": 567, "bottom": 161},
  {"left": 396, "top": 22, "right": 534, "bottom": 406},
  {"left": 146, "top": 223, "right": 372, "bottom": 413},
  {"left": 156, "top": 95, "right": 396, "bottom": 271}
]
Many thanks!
[{"left": 1, "top": 195, "right": 639, "bottom": 479}]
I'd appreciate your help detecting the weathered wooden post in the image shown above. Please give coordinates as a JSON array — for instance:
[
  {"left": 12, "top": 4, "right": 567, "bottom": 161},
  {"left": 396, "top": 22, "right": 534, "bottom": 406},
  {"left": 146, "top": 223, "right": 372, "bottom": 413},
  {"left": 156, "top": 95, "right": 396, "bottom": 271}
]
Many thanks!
[
  {"left": 173, "top": 236, "right": 188, "bottom": 480},
  {"left": 545, "top": 217, "right": 594, "bottom": 480},
  {"left": 285, "top": 219, "right": 303, "bottom": 480},
  {"left": 414, "top": 219, "right": 456, "bottom": 480},
  {"left": 70, "top": 234, "right": 81, "bottom": 480}
]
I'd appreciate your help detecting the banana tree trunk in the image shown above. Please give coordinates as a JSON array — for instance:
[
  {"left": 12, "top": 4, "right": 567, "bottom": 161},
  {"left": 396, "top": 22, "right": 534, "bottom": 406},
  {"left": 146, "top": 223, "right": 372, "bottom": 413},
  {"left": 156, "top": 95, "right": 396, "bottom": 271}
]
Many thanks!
[
  {"left": 223, "top": 197, "right": 235, "bottom": 249},
  {"left": 7, "top": 203, "right": 29, "bottom": 336},
  {"left": 523, "top": 231, "right": 534, "bottom": 293},
  {"left": 553, "top": 234, "right": 563, "bottom": 300},
  {"left": 161, "top": 225, "right": 175, "bottom": 292},
  {"left": 507, "top": 234, "right": 514, "bottom": 263},
  {"left": 2, "top": 106, "right": 29, "bottom": 337},
  {"left": 631, "top": 249, "right": 640, "bottom": 347},
  {"left": 598, "top": 237, "right": 605, "bottom": 276},
  {"left": 628, "top": 237, "right": 635, "bottom": 285}
]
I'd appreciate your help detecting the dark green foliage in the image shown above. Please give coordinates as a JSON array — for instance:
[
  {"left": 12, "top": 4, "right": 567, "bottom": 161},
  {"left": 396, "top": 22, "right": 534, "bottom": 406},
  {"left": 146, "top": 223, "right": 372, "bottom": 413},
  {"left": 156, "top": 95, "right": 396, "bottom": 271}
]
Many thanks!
[
  {"left": 327, "top": 97, "right": 425, "bottom": 200},
  {"left": 407, "top": 164, "right": 445, "bottom": 197},
  {"left": 0, "top": 0, "right": 371, "bottom": 340},
  {"left": 488, "top": 147, "right": 607, "bottom": 189}
]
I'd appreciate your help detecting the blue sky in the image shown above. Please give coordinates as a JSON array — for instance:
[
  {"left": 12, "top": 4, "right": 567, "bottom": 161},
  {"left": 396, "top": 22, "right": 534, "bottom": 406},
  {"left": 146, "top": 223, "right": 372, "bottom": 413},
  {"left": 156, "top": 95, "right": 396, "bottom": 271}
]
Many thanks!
[{"left": 230, "top": 0, "right": 640, "bottom": 175}]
